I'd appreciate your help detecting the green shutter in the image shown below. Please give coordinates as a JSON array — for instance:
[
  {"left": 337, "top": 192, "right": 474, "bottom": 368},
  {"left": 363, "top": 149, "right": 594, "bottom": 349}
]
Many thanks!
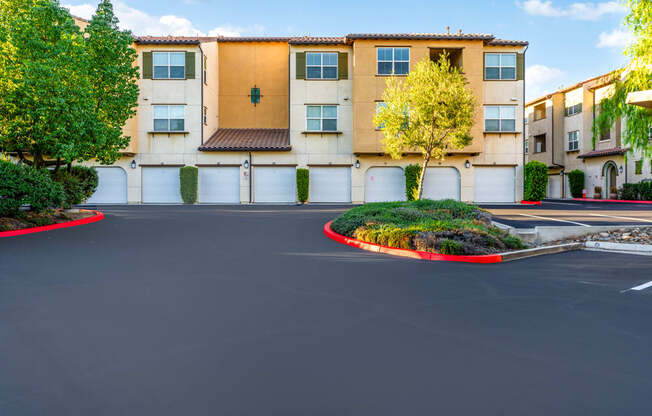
[
  {"left": 185, "top": 52, "right": 195, "bottom": 79},
  {"left": 338, "top": 52, "right": 348, "bottom": 80},
  {"left": 296, "top": 52, "right": 305, "bottom": 79},
  {"left": 516, "top": 53, "right": 524, "bottom": 81},
  {"left": 142, "top": 52, "right": 153, "bottom": 79}
]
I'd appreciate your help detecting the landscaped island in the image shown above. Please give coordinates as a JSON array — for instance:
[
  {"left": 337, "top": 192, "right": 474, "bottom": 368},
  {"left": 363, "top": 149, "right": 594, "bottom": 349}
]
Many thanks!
[{"left": 330, "top": 200, "right": 524, "bottom": 255}]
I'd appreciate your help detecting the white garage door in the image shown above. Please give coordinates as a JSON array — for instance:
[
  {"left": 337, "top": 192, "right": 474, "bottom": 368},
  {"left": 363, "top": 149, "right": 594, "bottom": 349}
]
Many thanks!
[
  {"left": 422, "top": 167, "right": 460, "bottom": 200},
  {"left": 87, "top": 167, "right": 127, "bottom": 204},
  {"left": 310, "top": 167, "right": 351, "bottom": 203},
  {"left": 365, "top": 167, "right": 406, "bottom": 202},
  {"left": 142, "top": 167, "right": 182, "bottom": 203},
  {"left": 474, "top": 166, "right": 515, "bottom": 203},
  {"left": 254, "top": 167, "right": 296, "bottom": 203},
  {"left": 547, "top": 175, "right": 561, "bottom": 199},
  {"left": 198, "top": 167, "right": 240, "bottom": 203}
]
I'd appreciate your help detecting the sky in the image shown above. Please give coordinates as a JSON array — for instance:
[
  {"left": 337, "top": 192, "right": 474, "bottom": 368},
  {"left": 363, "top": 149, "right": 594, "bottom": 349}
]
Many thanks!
[{"left": 63, "top": 0, "right": 634, "bottom": 101}]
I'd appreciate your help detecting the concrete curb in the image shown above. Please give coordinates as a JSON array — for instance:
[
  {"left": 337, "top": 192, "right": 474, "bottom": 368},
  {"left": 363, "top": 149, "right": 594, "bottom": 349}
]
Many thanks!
[
  {"left": 572, "top": 198, "right": 652, "bottom": 205},
  {"left": 0, "top": 210, "right": 104, "bottom": 238},
  {"left": 584, "top": 241, "right": 652, "bottom": 254},
  {"left": 499, "top": 243, "right": 583, "bottom": 262}
]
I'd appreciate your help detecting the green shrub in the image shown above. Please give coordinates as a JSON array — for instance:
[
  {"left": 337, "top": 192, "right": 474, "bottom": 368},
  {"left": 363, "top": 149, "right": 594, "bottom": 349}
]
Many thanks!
[
  {"left": 640, "top": 181, "right": 652, "bottom": 201},
  {"left": 440, "top": 239, "right": 463, "bottom": 255},
  {"left": 404, "top": 164, "right": 422, "bottom": 201},
  {"left": 0, "top": 161, "right": 64, "bottom": 215},
  {"left": 567, "top": 169, "right": 584, "bottom": 198},
  {"left": 297, "top": 168, "right": 309, "bottom": 203},
  {"left": 50, "top": 166, "right": 98, "bottom": 208},
  {"left": 501, "top": 235, "right": 525, "bottom": 250},
  {"left": 524, "top": 161, "right": 548, "bottom": 201},
  {"left": 179, "top": 166, "right": 198, "bottom": 204},
  {"left": 620, "top": 183, "right": 639, "bottom": 200}
]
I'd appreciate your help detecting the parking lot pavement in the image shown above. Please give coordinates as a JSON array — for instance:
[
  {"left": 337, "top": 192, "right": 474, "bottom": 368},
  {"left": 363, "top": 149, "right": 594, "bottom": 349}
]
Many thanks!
[{"left": 482, "top": 200, "right": 652, "bottom": 228}]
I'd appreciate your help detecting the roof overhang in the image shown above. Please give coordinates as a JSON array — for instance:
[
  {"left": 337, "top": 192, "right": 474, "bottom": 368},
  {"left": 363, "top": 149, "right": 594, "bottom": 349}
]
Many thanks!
[{"left": 626, "top": 90, "right": 652, "bottom": 109}]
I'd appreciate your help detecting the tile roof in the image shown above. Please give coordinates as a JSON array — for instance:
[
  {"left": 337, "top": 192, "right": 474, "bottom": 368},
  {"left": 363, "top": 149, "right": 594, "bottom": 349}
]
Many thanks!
[
  {"left": 199, "top": 129, "right": 291, "bottom": 151},
  {"left": 290, "top": 36, "right": 347, "bottom": 45},
  {"left": 346, "top": 33, "right": 495, "bottom": 41},
  {"left": 135, "top": 36, "right": 204, "bottom": 45},
  {"left": 578, "top": 147, "right": 628, "bottom": 159},
  {"left": 219, "top": 36, "right": 291, "bottom": 42},
  {"left": 526, "top": 70, "right": 620, "bottom": 107},
  {"left": 487, "top": 38, "right": 529, "bottom": 46}
]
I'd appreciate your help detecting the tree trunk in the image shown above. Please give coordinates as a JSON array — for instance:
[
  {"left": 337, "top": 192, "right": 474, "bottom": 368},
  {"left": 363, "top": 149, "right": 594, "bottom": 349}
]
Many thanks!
[
  {"left": 67, "top": 162, "right": 72, "bottom": 173},
  {"left": 417, "top": 153, "right": 431, "bottom": 200},
  {"left": 53, "top": 158, "right": 61, "bottom": 173}
]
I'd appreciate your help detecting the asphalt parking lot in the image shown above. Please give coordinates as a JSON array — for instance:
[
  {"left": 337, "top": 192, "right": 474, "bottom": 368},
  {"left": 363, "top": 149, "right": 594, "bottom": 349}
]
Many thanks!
[
  {"left": 1, "top": 205, "right": 651, "bottom": 415},
  {"left": 483, "top": 199, "right": 652, "bottom": 228}
]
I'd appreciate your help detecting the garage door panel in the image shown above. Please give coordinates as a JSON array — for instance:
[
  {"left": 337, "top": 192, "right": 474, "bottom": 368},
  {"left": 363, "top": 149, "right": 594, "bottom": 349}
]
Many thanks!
[
  {"left": 474, "top": 167, "right": 515, "bottom": 203},
  {"left": 87, "top": 167, "right": 127, "bottom": 204},
  {"left": 547, "top": 176, "right": 561, "bottom": 199},
  {"left": 310, "top": 167, "right": 351, "bottom": 203},
  {"left": 422, "top": 167, "right": 460, "bottom": 201},
  {"left": 142, "top": 167, "right": 182, "bottom": 204},
  {"left": 365, "top": 167, "right": 406, "bottom": 203},
  {"left": 254, "top": 167, "right": 296, "bottom": 203},
  {"left": 198, "top": 167, "right": 240, "bottom": 203}
]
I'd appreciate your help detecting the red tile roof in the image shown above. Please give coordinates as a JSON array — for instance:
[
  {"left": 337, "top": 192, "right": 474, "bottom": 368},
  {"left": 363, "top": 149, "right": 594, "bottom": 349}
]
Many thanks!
[
  {"left": 346, "top": 33, "right": 495, "bottom": 41},
  {"left": 290, "top": 36, "right": 347, "bottom": 45},
  {"left": 578, "top": 147, "right": 628, "bottom": 159},
  {"left": 487, "top": 38, "right": 529, "bottom": 46},
  {"left": 199, "top": 129, "right": 291, "bottom": 151},
  {"left": 219, "top": 36, "right": 291, "bottom": 42},
  {"left": 135, "top": 36, "right": 204, "bottom": 45}
]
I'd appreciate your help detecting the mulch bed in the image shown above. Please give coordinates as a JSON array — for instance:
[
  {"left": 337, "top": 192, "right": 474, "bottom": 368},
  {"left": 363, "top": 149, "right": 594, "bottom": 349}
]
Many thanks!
[{"left": 0, "top": 210, "right": 94, "bottom": 232}]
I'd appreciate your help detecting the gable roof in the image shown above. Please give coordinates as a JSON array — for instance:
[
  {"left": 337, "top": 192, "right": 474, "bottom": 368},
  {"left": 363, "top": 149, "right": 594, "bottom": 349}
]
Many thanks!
[{"left": 199, "top": 129, "right": 291, "bottom": 152}]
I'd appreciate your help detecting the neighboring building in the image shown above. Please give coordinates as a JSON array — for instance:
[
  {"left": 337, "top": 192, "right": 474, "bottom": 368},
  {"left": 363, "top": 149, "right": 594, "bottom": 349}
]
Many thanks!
[
  {"left": 69, "top": 18, "right": 528, "bottom": 204},
  {"left": 525, "top": 71, "right": 652, "bottom": 199}
]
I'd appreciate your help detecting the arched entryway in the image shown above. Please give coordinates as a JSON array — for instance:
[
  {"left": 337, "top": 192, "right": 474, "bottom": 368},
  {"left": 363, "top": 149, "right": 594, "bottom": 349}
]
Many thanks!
[{"left": 602, "top": 160, "right": 618, "bottom": 199}]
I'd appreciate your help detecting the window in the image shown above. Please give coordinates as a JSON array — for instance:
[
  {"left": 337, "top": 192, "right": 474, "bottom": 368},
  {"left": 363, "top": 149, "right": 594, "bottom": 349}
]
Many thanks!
[
  {"left": 534, "top": 134, "right": 546, "bottom": 153},
  {"left": 524, "top": 137, "right": 529, "bottom": 154},
  {"left": 484, "top": 106, "right": 516, "bottom": 132},
  {"left": 153, "top": 105, "right": 185, "bottom": 132},
  {"left": 306, "top": 105, "right": 337, "bottom": 131},
  {"left": 600, "top": 127, "right": 611, "bottom": 141},
  {"left": 635, "top": 160, "right": 643, "bottom": 175},
  {"left": 306, "top": 52, "right": 338, "bottom": 79},
  {"left": 375, "top": 102, "right": 387, "bottom": 129},
  {"left": 568, "top": 130, "right": 579, "bottom": 151},
  {"left": 484, "top": 53, "right": 516, "bottom": 80},
  {"left": 153, "top": 52, "right": 185, "bottom": 79},
  {"left": 377, "top": 47, "right": 409, "bottom": 75},
  {"left": 565, "top": 102, "right": 582, "bottom": 116}
]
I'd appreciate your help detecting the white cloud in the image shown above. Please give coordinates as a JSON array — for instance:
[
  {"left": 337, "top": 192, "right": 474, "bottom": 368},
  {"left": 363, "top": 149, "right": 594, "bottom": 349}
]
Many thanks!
[
  {"left": 526, "top": 64, "right": 564, "bottom": 100},
  {"left": 597, "top": 28, "right": 634, "bottom": 48},
  {"left": 518, "top": 0, "right": 625, "bottom": 21},
  {"left": 64, "top": 2, "right": 264, "bottom": 37}
]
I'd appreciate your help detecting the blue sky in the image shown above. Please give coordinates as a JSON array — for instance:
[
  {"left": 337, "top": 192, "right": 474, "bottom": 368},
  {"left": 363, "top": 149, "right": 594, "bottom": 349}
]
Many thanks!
[{"left": 64, "top": 0, "right": 633, "bottom": 101}]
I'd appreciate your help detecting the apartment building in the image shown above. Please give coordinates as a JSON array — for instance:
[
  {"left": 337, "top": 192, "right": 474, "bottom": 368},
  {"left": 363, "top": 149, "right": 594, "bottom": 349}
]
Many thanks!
[
  {"left": 525, "top": 71, "right": 652, "bottom": 199},
  {"left": 74, "top": 17, "right": 527, "bottom": 204}
]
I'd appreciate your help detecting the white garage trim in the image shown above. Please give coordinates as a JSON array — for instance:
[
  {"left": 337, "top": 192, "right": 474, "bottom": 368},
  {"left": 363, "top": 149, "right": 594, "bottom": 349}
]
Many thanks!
[
  {"left": 422, "top": 167, "right": 460, "bottom": 201},
  {"left": 473, "top": 166, "right": 515, "bottom": 203},
  {"left": 142, "top": 166, "right": 183, "bottom": 204},
  {"left": 198, "top": 167, "right": 240, "bottom": 204},
  {"left": 87, "top": 167, "right": 127, "bottom": 204},
  {"left": 365, "top": 167, "right": 406, "bottom": 203},
  {"left": 254, "top": 166, "right": 296, "bottom": 203},
  {"left": 309, "top": 167, "right": 351, "bottom": 203}
]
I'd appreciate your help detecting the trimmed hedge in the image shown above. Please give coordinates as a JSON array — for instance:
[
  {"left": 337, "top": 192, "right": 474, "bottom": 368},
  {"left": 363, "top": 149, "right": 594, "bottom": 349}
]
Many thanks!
[
  {"left": 567, "top": 169, "right": 584, "bottom": 198},
  {"left": 524, "top": 161, "right": 548, "bottom": 201},
  {"left": 0, "top": 161, "right": 64, "bottom": 215},
  {"left": 179, "top": 166, "right": 198, "bottom": 204},
  {"left": 50, "top": 166, "right": 98, "bottom": 208},
  {"left": 297, "top": 168, "right": 309, "bottom": 203},
  {"left": 619, "top": 181, "right": 652, "bottom": 201},
  {"left": 404, "top": 164, "right": 422, "bottom": 201}
]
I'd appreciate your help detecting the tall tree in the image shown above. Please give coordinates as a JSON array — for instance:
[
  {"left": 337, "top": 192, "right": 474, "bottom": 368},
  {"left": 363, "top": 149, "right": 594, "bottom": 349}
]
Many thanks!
[
  {"left": 593, "top": 0, "right": 652, "bottom": 157},
  {"left": 374, "top": 55, "right": 475, "bottom": 200}
]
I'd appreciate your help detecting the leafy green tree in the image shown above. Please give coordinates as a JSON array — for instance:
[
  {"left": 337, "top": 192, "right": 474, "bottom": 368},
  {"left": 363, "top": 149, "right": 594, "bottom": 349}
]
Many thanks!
[
  {"left": 374, "top": 55, "right": 475, "bottom": 200},
  {"left": 593, "top": 0, "right": 652, "bottom": 157},
  {"left": 0, "top": 0, "right": 138, "bottom": 169}
]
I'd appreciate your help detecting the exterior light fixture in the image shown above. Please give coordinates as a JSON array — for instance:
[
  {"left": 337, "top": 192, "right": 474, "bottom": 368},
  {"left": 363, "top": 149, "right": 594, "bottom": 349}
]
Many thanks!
[
  {"left": 619, "top": 165, "right": 623, "bottom": 174},
  {"left": 464, "top": 160, "right": 470, "bottom": 169},
  {"left": 130, "top": 160, "right": 136, "bottom": 169},
  {"left": 243, "top": 160, "right": 249, "bottom": 169},
  {"left": 355, "top": 159, "right": 360, "bottom": 169}
]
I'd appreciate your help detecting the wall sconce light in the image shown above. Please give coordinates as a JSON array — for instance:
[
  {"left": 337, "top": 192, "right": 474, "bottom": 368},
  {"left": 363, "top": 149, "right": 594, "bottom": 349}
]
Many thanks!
[
  {"left": 243, "top": 160, "right": 249, "bottom": 170},
  {"left": 130, "top": 160, "right": 136, "bottom": 169},
  {"left": 355, "top": 159, "right": 360, "bottom": 169},
  {"left": 619, "top": 166, "right": 623, "bottom": 174},
  {"left": 464, "top": 160, "right": 470, "bottom": 169}
]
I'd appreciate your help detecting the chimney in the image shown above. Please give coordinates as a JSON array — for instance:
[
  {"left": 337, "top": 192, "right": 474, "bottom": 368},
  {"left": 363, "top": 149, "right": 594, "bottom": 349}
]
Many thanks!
[
  {"left": 446, "top": 26, "right": 450, "bottom": 34},
  {"left": 458, "top": 29, "right": 462, "bottom": 35}
]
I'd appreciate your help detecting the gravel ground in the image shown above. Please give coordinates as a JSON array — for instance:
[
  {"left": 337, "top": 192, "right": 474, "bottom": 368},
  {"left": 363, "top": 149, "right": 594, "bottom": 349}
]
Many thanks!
[{"left": 546, "top": 226, "right": 652, "bottom": 246}]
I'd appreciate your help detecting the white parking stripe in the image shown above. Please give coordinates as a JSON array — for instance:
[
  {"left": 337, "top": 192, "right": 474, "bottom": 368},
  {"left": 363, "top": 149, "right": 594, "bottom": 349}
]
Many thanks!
[
  {"left": 518, "top": 213, "right": 591, "bottom": 227},
  {"left": 628, "top": 281, "right": 652, "bottom": 291},
  {"left": 588, "top": 213, "right": 652, "bottom": 223}
]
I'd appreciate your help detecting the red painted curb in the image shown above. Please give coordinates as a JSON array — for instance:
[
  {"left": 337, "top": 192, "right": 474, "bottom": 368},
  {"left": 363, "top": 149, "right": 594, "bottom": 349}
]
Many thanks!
[
  {"left": 0, "top": 210, "right": 104, "bottom": 238},
  {"left": 573, "top": 198, "right": 652, "bottom": 204},
  {"left": 520, "top": 200, "right": 541, "bottom": 205},
  {"left": 323, "top": 221, "right": 503, "bottom": 264}
]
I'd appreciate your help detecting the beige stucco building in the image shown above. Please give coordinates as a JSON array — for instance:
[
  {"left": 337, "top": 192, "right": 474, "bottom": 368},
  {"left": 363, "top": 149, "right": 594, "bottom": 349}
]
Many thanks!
[{"left": 525, "top": 71, "right": 651, "bottom": 199}]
